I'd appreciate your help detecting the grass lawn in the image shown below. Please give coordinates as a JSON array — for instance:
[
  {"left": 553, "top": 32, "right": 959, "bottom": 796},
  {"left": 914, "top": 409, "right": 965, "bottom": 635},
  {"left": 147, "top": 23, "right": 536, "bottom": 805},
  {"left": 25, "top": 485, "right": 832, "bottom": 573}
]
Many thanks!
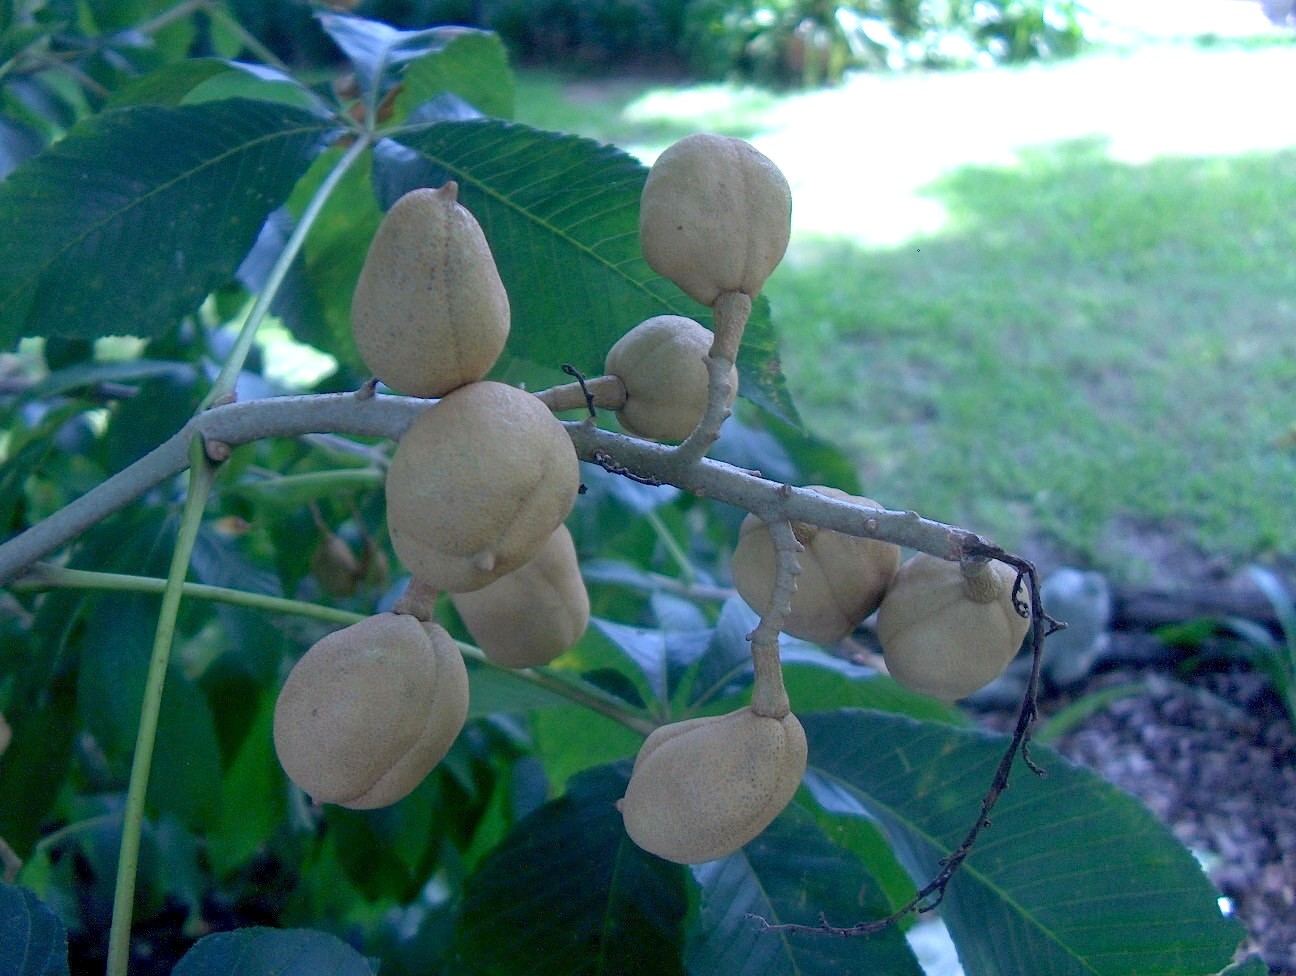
[{"left": 514, "top": 44, "right": 1296, "bottom": 582}]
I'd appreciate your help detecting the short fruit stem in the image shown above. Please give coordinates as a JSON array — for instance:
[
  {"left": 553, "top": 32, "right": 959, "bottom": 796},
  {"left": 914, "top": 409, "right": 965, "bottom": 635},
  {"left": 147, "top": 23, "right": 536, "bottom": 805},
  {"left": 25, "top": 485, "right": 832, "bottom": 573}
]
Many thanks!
[
  {"left": 961, "top": 558, "right": 1002, "bottom": 604},
  {"left": 750, "top": 634, "right": 790, "bottom": 718},
  {"left": 534, "top": 375, "right": 628, "bottom": 414},
  {"left": 393, "top": 577, "right": 440, "bottom": 621}
]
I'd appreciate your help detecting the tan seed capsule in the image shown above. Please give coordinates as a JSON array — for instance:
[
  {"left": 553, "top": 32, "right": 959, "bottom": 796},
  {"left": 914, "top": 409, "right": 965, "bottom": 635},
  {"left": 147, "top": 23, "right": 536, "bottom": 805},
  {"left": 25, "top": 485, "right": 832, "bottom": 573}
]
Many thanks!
[
  {"left": 876, "top": 555, "right": 1032, "bottom": 702},
  {"left": 450, "top": 523, "right": 589, "bottom": 668},
  {"left": 272, "top": 613, "right": 469, "bottom": 809},
  {"left": 731, "top": 488, "right": 900, "bottom": 644},
  {"left": 386, "top": 381, "right": 580, "bottom": 592},
  {"left": 618, "top": 706, "right": 806, "bottom": 864},
  {"left": 351, "top": 183, "right": 510, "bottom": 398},
  {"left": 639, "top": 133, "right": 791, "bottom": 307},
  {"left": 604, "top": 314, "right": 738, "bottom": 442}
]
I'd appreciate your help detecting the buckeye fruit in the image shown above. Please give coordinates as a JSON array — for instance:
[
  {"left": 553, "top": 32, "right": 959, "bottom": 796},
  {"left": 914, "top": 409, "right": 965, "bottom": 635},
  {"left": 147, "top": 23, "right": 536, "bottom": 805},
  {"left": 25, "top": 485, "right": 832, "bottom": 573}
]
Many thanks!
[
  {"left": 450, "top": 523, "right": 589, "bottom": 668},
  {"left": 351, "top": 183, "right": 509, "bottom": 398},
  {"left": 876, "top": 554, "right": 1032, "bottom": 702},
  {"left": 639, "top": 133, "right": 792, "bottom": 307},
  {"left": 272, "top": 612, "right": 469, "bottom": 809},
  {"left": 386, "top": 381, "right": 580, "bottom": 592},
  {"left": 604, "top": 315, "right": 738, "bottom": 442},
  {"left": 618, "top": 706, "right": 806, "bottom": 864},
  {"left": 731, "top": 487, "right": 900, "bottom": 644}
]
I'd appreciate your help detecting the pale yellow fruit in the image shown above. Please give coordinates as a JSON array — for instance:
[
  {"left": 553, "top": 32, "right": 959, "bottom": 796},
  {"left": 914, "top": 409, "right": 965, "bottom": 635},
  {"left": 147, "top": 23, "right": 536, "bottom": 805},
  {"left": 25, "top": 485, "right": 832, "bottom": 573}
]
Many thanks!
[
  {"left": 619, "top": 706, "right": 806, "bottom": 864},
  {"left": 450, "top": 523, "right": 589, "bottom": 668},
  {"left": 731, "top": 488, "right": 900, "bottom": 644},
  {"left": 272, "top": 613, "right": 469, "bottom": 809},
  {"left": 351, "top": 182, "right": 510, "bottom": 398},
  {"left": 604, "top": 315, "right": 738, "bottom": 442},
  {"left": 876, "top": 555, "right": 1032, "bottom": 702},
  {"left": 386, "top": 381, "right": 580, "bottom": 592},
  {"left": 639, "top": 133, "right": 791, "bottom": 306}
]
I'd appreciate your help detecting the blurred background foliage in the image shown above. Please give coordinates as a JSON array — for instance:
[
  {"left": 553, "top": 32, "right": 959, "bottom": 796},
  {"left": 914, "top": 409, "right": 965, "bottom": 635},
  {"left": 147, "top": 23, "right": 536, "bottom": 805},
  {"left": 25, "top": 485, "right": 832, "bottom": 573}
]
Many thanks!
[{"left": 182, "top": 0, "right": 1084, "bottom": 85}]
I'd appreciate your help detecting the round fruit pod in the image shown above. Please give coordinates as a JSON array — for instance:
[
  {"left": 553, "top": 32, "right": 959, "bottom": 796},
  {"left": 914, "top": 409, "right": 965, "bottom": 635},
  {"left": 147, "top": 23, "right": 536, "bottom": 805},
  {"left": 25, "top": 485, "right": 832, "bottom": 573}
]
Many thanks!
[
  {"left": 730, "top": 487, "right": 900, "bottom": 644},
  {"left": 272, "top": 613, "right": 469, "bottom": 809},
  {"left": 386, "top": 381, "right": 580, "bottom": 592},
  {"left": 619, "top": 706, "right": 806, "bottom": 864},
  {"left": 603, "top": 314, "right": 738, "bottom": 442},
  {"left": 639, "top": 133, "right": 791, "bottom": 307},
  {"left": 875, "top": 554, "right": 1032, "bottom": 702},
  {"left": 450, "top": 523, "right": 589, "bottom": 668},
  {"left": 351, "top": 183, "right": 510, "bottom": 398}
]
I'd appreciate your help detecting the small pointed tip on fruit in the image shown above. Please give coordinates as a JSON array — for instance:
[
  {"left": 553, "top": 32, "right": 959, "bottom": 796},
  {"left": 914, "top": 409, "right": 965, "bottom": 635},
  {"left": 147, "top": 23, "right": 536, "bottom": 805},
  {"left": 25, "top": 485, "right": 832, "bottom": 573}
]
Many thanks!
[
  {"left": 436, "top": 180, "right": 460, "bottom": 202},
  {"left": 615, "top": 798, "right": 625, "bottom": 812},
  {"left": 472, "top": 549, "right": 496, "bottom": 572}
]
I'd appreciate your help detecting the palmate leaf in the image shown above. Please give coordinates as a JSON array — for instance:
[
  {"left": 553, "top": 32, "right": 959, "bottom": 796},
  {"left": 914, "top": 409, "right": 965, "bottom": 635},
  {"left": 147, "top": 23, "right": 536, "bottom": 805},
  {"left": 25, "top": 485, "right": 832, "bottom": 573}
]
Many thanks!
[
  {"left": 0, "top": 883, "right": 70, "bottom": 976},
  {"left": 0, "top": 99, "right": 338, "bottom": 347},
  {"left": 800, "top": 710, "right": 1244, "bottom": 976},
  {"left": 455, "top": 763, "right": 688, "bottom": 976},
  {"left": 172, "top": 927, "right": 375, "bottom": 976},
  {"left": 392, "top": 30, "right": 514, "bottom": 123},
  {"left": 686, "top": 805, "right": 922, "bottom": 976},
  {"left": 376, "top": 120, "right": 798, "bottom": 421}
]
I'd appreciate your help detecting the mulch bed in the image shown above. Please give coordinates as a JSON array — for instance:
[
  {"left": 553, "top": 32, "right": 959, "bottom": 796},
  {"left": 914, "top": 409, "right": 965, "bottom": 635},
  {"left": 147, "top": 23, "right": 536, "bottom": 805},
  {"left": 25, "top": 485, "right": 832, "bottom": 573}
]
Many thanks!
[{"left": 970, "top": 642, "right": 1296, "bottom": 975}]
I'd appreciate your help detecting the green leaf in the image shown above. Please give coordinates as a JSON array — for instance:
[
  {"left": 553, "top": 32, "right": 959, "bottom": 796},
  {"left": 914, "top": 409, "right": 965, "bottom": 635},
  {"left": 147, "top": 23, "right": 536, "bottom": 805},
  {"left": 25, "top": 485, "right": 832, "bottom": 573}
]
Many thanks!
[
  {"left": 686, "top": 805, "right": 922, "bottom": 975},
  {"left": 455, "top": 763, "right": 687, "bottom": 976},
  {"left": 392, "top": 31, "right": 514, "bottom": 123},
  {"left": 181, "top": 65, "right": 327, "bottom": 113},
  {"left": 376, "top": 120, "right": 797, "bottom": 420},
  {"left": 205, "top": 690, "right": 285, "bottom": 877},
  {"left": 0, "top": 99, "right": 337, "bottom": 346},
  {"left": 0, "top": 683, "right": 77, "bottom": 855},
  {"left": 76, "top": 593, "right": 223, "bottom": 830},
  {"left": 0, "top": 882, "right": 70, "bottom": 976},
  {"left": 465, "top": 661, "right": 572, "bottom": 717},
  {"left": 531, "top": 705, "right": 643, "bottom": 792},
  {"left": 284, "top": 144, "right": 381, "bottom": 361},
  {"left": 800, "top": 710, "right": 1245, "bottom": 976},
  {"left": 105, "top": 59, "right": 305, "bottom": 109},
  {"left": 172, "top": 927, "right": 376, "bottom": 976},
  {"left": 317, "top": 12, "right": 463, "bottom": 108}
]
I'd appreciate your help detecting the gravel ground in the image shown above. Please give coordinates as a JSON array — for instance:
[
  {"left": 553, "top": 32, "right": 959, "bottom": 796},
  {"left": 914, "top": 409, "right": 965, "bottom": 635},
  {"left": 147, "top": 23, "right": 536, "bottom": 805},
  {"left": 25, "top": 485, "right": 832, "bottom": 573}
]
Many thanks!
[{"left": 971, "top": 651, "right": 1296, "bottom": 974}]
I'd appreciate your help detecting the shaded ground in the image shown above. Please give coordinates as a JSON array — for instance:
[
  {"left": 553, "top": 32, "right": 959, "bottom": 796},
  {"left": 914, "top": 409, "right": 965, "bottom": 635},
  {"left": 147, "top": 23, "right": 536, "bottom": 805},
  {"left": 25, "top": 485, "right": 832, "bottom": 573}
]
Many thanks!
[{"left": 971, "top": 658, "right": 1296, "bottom": 975}]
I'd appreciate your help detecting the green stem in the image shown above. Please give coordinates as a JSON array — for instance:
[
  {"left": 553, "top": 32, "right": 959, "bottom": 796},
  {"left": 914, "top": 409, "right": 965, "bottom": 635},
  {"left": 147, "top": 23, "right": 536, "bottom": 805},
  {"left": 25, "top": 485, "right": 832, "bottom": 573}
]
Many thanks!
[
  {"left": 18, "top": 566, "right": 658, "bottom": 738},
  {"left": 14, "top": 565, "right": 362, "bottom": 627},
  {"left": 105, "top": 438, "right": 216, "bottom": 976},
  {"left": 644, "top": 509, "right": 696, "bottom": 589},
  {"left": 202, "top": 133, "right": 371, "bottom": 410},
  {"left": 518, "top": 667, "right": 657, "bottom": 736}
]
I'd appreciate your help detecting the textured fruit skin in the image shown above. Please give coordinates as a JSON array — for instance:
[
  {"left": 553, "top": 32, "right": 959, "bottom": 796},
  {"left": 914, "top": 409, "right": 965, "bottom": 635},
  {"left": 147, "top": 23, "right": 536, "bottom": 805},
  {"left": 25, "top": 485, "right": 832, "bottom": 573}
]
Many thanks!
[
  {"left": 639, "top": 133, "right": 791, "bottom": 306},
  {"left": 604, "top": 315, "right": 738, "bottom": 442},
  {"left": 876, "top": 555, "right": 1032, "bottom": 702},
  {"left": 351, "top": 183, "right": 510, "bottom": 398},
  {"left": 272, "top": 613, "right": 469, "bottom": 809},
  {"left": 386, "top": 381, "right": 580, "bottom": 592},
  {"left": 619, "top": 706, "right": 807, "bottom": 864},
  {"left": 450, "top": 523, "right": 589, "bottom": 668},
  {"left": 731, "top": 487, "right": 900, "bottom": 644}
]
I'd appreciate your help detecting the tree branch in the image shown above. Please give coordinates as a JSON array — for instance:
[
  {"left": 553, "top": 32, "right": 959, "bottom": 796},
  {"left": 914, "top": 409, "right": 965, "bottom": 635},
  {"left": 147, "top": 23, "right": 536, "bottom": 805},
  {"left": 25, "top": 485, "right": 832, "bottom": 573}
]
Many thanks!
[{"left": 0, "top": 392, "right": 994, "bottom": 586}]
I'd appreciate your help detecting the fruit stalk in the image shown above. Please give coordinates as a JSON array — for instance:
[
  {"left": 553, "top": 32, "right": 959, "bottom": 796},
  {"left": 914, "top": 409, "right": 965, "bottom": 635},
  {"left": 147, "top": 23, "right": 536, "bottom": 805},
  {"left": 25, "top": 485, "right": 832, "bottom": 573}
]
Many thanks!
[
  {"left": 533, "top": 374, "right": 628, "bottom": 414},
  {"left": 960, "top": 556, "right": 1002, "bottom": 603},
  {"left": 747, "top": 517, "right": 800, "bottom": 719},
  {"left": 671, "top": 291, "right": 751, "bottom": 466}
]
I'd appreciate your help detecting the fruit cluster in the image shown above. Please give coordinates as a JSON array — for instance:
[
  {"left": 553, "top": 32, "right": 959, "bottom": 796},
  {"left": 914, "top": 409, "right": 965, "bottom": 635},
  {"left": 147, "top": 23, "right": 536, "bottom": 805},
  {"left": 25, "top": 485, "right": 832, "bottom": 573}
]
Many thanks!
[
  {"left": 274, "top": 181, "right": 589, "bottom": 810},
  {"left": 271, "top": 133, "right": 1032, "bottom": 868}
]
